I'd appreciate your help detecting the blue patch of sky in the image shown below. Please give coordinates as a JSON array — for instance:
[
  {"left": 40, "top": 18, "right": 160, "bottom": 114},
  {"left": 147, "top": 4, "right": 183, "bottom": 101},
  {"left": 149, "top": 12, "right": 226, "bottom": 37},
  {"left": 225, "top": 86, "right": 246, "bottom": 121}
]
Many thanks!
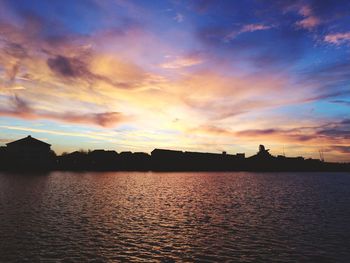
[{"left": 6, "top": 0, "right": 109, "bottom": 35}]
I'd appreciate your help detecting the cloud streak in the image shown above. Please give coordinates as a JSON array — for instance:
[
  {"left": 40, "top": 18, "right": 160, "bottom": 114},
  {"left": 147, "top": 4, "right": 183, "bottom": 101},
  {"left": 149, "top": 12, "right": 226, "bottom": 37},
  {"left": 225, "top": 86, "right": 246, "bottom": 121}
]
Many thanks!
[
  {"left": 225, "top": 23, "right": 274, "bottom": 41},
  {"left": 0, "top": 96, "right": 129, "bottom": 128},
  {"left": 324, "top": 32, "right": 350, "bottom": 45}
]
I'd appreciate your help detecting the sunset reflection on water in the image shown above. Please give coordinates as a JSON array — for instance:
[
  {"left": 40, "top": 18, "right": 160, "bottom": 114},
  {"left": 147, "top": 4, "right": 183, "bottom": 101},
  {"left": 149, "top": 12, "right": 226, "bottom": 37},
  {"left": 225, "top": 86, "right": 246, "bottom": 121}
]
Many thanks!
[{"left": 0, "top": 172, "right": 349, "bottom": 262}]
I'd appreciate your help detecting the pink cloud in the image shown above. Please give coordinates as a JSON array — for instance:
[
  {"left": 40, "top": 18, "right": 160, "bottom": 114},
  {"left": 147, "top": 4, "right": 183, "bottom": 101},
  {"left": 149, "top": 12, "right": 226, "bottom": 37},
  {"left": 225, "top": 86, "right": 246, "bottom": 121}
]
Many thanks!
[
  {"left": 298, "top": 5, "right": 312, "bottom": 17},
  {"left": 241, "top": 24, "right": 272, "bottom": 33},
  {"left": 324, "top": 32, "right": 350, "bottom": 45},
  {"left": 296, "top": 16, "right": 320, "bottom": 30},
  {"left": 295, "top": 5, "right": 321, "bottom": 30}
]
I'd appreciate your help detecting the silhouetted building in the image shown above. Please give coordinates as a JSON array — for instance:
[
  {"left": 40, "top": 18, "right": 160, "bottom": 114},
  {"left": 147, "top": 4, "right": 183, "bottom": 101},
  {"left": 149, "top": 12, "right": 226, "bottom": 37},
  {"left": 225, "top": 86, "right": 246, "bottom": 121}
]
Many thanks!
[
  {"left": 236, "top": 153, "right": 245, "bottom": 159},
  {"left": 150, "top": 148, "right": 248, "bottom": 171},
  {"left": 6, "top": 135, "right": 51, "bottom": 159},
  {"left": 58, "top": 151, "right": 90, "bottom": 170},
  {"left": 0, "top": 137, "right": 349, "bottom": 171},
  {"left": 4, "top": 135, "right": 55, "bottom": 169},
  {"left": 249, "top": 144, "right": 274, "bottom": 160},
  {"left": 89, "top": 150, "right": 118, "bottom": 169}
]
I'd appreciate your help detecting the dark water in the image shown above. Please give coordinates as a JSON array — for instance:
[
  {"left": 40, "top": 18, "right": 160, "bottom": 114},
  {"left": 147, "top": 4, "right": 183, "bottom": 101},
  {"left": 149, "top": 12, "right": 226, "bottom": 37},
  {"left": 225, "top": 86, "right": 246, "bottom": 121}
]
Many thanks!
[{"left": 0, "top": 172, "right": 349, "bottom": 262}]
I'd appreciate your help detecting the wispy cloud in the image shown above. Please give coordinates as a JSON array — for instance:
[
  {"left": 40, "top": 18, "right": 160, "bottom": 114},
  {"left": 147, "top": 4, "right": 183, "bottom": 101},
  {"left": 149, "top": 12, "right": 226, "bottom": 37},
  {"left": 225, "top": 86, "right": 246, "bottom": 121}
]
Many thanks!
[
  {"left": 160, "top": 54, "right": 203, "bottom": 69},
  {"left": 174, "top": 13, "right": 184, "bottom": 23},
  {"left": 295, "top": 5, "right": 321, "bottom": 30},
  {"left": 225, "top": 23, "right": 274, "bottom": 41},
  {"left": 241, "top": 24, "right": 272, "bottom": 33},
  {"left": 0, "top": 125, "right": 110, "bottom": 140},
  {"left": 324, "top": 32, "right": 350, "bottom": 45},
  {"left": 331, "top": 100, "right": 350, "bottom": 106}
]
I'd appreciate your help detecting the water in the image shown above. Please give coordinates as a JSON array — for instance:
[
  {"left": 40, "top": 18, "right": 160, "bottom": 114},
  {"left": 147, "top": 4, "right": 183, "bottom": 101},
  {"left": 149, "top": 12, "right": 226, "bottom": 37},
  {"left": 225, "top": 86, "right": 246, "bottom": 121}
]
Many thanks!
[{"left": 0, "top": 172, "right": 349, "bottom": 262}]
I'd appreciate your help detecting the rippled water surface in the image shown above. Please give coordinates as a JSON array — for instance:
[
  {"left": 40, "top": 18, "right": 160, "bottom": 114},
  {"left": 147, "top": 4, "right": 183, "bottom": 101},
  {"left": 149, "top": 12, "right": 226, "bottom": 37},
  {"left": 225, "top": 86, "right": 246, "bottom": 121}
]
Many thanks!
[{"left": 0, "top": 172, "right": 350, "bottom": 262}]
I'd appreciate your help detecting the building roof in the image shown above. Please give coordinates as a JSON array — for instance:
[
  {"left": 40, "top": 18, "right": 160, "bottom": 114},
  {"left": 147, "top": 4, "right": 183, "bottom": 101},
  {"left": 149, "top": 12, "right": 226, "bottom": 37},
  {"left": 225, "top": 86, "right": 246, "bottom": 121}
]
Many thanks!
[
  {"left": 6, "top": 135, "right": 51, "bottom": 147},
  {"left": 151, "top": 148, "right": 183, "bottom": 154}
]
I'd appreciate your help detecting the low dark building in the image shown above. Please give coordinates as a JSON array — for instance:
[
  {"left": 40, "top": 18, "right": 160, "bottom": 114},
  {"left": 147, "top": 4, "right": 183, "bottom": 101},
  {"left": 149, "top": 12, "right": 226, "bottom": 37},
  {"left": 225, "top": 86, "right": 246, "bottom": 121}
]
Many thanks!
[
  {"left": 236, "top": 153, "right": 245, "bottom": 159},
  {"left": 151, "top": 149, "right": 183, "bottom": 158},
  {"left": 89, "top": 150, "right": 119, "bottom": 170},
  {"left": 151, "top": 148, "right": 246, "bottom": 171}
]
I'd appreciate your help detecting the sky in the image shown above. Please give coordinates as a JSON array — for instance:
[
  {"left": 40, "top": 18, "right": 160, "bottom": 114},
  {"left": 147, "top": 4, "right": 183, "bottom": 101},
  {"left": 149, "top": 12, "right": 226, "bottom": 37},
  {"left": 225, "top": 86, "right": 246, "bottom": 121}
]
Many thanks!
[{"left": 0, "top": 0, "right": 349, "bottom": 161}]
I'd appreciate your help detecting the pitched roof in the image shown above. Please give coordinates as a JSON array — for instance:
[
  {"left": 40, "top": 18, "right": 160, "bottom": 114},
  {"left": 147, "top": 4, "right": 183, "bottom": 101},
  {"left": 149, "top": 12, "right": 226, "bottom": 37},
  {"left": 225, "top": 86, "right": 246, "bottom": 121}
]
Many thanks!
[{"left": 6, "top": 135, "right": 51, "bottom": 147}]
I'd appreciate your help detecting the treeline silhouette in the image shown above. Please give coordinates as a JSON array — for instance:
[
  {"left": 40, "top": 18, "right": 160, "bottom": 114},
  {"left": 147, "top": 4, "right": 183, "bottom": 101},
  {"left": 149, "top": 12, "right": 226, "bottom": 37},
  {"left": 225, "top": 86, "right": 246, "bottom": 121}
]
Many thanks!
[{"left": 0, "top": 136, "right": 349, "bottom": 172}]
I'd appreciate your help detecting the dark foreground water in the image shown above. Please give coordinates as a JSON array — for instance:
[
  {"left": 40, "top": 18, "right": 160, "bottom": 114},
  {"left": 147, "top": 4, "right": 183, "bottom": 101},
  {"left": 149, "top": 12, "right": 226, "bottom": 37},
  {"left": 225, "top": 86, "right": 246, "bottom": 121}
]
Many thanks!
[{"left": 0, "top": 172, "right": 349, "bottom": 262}]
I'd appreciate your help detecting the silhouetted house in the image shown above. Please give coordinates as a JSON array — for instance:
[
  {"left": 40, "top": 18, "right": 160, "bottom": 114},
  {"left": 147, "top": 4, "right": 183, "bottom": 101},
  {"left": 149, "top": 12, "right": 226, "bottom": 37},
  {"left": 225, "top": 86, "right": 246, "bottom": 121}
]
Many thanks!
[
  {"left": 0, "top": 146, "right": 7, "bottom": 166},
  {"left": 6, "top": 135, "right": 51, "bottom": 157},
  {"left": 57, "top": 151, "right": 89, "bottom": 170},
  {"left": 5, "top": 135, "right": 55, "bottom": 169},
  {"left": 133, "top": 152, "right": 150, "bottom": 160},
  {"left": 132, "top": 152, "right": 151, "bottom": 170},
  {"left": 0, "top": 146, "right": 6, "bottom": 154},
  {"left": 90, "top": 150, "right": 118, "bottom": 162},
  {"left": 119, "top": 151, "right": 133, "bottom": 158},
  {"left": 112, "top": 151, "right": 149, "bottom": 170},
  {"left": 86, "top": 150, "right": 118, "bottom": 170}
]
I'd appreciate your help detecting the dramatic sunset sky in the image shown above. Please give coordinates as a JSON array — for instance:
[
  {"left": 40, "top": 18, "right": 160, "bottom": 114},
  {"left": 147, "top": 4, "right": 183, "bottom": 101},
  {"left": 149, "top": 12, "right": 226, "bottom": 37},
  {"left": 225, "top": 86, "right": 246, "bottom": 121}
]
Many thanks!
[{"left": 0, "top": 0, "right": 349, "bottom": 161}]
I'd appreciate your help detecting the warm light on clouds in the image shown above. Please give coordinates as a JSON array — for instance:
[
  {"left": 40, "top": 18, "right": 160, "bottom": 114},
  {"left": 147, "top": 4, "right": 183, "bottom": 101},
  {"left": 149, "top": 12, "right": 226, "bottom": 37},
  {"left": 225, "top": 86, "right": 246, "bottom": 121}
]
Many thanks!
[
  {"left": 0, "top": 0, "right": 350, "bottom": 161},
  {"left": 160, "top": 55, "right": 203, "bottom": 69}
]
